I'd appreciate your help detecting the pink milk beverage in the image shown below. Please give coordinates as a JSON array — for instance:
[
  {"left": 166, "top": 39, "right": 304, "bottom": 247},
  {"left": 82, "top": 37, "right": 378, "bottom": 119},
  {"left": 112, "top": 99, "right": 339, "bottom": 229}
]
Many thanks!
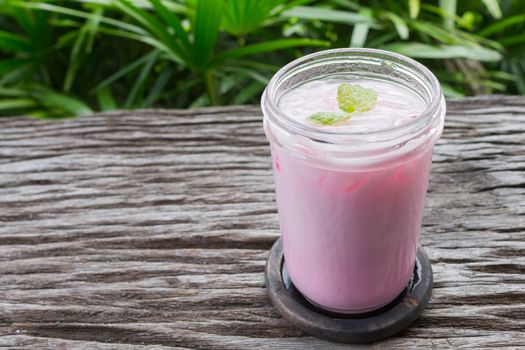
[{"left": 262, "top": 49, "right": 445, "bottom": 314}]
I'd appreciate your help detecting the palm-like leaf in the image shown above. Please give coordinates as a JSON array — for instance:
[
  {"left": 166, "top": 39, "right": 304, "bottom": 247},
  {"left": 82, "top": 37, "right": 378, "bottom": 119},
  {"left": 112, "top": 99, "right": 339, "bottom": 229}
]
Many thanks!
[{"left": 222, "top": 0, "right": 284, "bottom": 36}]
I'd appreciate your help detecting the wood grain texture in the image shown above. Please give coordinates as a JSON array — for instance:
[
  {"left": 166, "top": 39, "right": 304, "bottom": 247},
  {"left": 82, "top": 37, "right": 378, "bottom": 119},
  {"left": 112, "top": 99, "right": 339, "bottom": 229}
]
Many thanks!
[{"left": 0, "top": 96, "right": 524, "bottom": 349}]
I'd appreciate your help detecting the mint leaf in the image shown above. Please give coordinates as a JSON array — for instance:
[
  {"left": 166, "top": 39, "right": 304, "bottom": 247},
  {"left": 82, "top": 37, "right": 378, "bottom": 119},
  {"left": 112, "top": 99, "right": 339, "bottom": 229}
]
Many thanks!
[
  {"left": 306, "top": 83, "right": 378, "bottom": 126},
  {"left": 308, "top": 111, "right": 352, "bottom": 125},
  {"left": 337, "top": 83, "right": 378, "bottom": 113}
]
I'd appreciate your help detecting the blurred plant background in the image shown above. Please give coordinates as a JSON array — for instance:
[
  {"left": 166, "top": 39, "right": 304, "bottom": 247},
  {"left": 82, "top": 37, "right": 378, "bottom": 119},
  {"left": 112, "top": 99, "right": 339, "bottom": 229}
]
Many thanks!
[{"left": 0, "top": 0, "right": 524, "bottom": 118}]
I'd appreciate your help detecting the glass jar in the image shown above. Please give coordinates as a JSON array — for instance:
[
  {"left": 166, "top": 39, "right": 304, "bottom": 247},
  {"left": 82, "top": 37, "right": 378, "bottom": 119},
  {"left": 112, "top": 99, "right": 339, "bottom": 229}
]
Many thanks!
[{"left": 262, "top": 48, "right": 445, "bottom": 314}]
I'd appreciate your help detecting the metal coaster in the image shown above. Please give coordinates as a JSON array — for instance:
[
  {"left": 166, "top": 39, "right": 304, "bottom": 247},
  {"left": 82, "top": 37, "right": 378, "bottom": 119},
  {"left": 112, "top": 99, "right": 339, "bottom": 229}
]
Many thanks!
[{"left": 265, "top": 238, "right": 433, "bottom": 344}]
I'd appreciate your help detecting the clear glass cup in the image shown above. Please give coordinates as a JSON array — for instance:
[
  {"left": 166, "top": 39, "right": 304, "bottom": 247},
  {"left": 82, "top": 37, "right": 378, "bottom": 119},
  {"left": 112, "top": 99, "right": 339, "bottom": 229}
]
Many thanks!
[{"left": 262, "top": 48, "right": 445, "bottom": 314}]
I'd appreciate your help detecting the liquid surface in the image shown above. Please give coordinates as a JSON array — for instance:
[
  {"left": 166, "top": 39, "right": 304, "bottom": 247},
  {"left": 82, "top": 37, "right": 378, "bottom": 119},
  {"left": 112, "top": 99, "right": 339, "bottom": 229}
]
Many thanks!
[{"left": 279, "top": 78, "right": 427, "bottom": 132}]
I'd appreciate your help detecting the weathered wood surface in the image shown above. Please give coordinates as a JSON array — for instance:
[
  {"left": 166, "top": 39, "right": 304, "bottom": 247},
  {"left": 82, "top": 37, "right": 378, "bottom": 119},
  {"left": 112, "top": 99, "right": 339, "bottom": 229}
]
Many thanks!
[{"left": 0, "top": 96, "right": 524, "bottom": 349}]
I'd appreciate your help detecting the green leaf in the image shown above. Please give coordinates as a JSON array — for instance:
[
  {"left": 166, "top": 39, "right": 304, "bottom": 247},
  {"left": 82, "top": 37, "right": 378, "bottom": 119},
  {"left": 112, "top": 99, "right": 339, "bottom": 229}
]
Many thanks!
[
  {"left": 222, "top": 0, "right": 284, "bottom": 35},
  {"left": 419, "top": 4, "right": 463, "bottom": 26},
  {"left": 383, "top": 42, "right": 502, "bottom": 61},
  {"left": 409, "top": 20, "right": 461, "bottom": 44},
  {"left": 408, "top": 0, "right": 420, "bottom": 19},
  {"left": 350, "top": 9, "right": 371, "bottom": 47},
  {"left": 499, "top": 33, "right": 525, "bottom": 46},
  {"left": 124, "top": 50, "right": 160, "bottom": 108},
  {"left": 439, "top": 0, "right": 456, "bottom": 29},
  {"left": 481, "top": 0, "right": 502, "bottom": 19},
  {"left": 115, "top": 0, "right": 186, "bottom": 60},
  {"left": 230, "top": 60, "right": 279, "bottom": 72},
  {"left": 96, "top": 87, "right": 116, "bottom": 111},
  {"left": 454, "top": 29, "right": 503, "bottom": 51},
  {"left": 91, "top": 25, "right": 184, "bottom": 65},
  {"left": 478, "top": 14, "right": 525, "bottom": 37},
  {"left": 75, "top": 0, "right": 189, "bottom": 13},
  {"left": 0, "top": 98, "right": 37, "bottom": 110},
  {"left": 458, "top": 11, "right": 476, "bottom": 30},
  {"left": 326, "top": 0, "right": 359, "bottom": 11},
  {"left": 0, "top": 63, "right": 34, "bottom": 85},
  {"left": 193, "top": 0, "right": 223, "bottom": 68},
  {"left": 440, "top": 84, "right": 464, "bottom": 98},
  {"left": 93, "top": 50, "right": 159, "bottom": 92},
  {"left": 487, "top": 70, "right": 518, "bottom": 81},
  {"left": 383, "top": 12, "right": 409, "bottom": 40},
  {"left": 367, "top": 32, "right": 399, "bottom": 47},
  {"left": 0, "top": 58, "right": 33, "bottom": 76},
  {"left": 64, "top": 27, "right": 88, "bottom": 92},
  {"left": 189, "top": 93, "right": 208, "bottom": 108},
  {"left": 210, "top": 38, "right": 328, "bottom": 67},
  {"left": 281, "top": 6, "right": 375, "bottom": 25},
  {"left": 0, "top": 30, "right": 35, "bottom": 52},
  {"left": 12, "top": 1, "right": 146, "bottom": 35},
  {"left": 10, "top": 6, "right": 52, "bottom": 50},
  {"left": 204, "top": 70, "right": 220, "bottom": 105},
  {"left": 31, "top": 87, "right": 93, "bottom": 117},
  {"left": 337, "top": 83, "right": 378, "bottom": 113},
  {"left": 510, "top": 60, "right": 525, "bottom": 94},
  {"left": 149, "top": 0, "right": 191, "bottom": 53},
  {"left": 0, "top": 87, "right": 26, "bottom": 97},
  {"left": 144, "top": 67, "right": 173, "bottom": 107},
  {"left": 115, "top": 0, "right": 162, "bottom": 37},
  {"left": 308, "top": 111, "right": 352, "bottom": 125},
  {"left": 11, "top": 7, "right": 38, "bottom": 40},
  {"left": 85, "top": 6, "right": 104, "bottom": 53},
  {"left": 223, "top": 66, "right": 269, "bottom": 85},
  {"left": 477, "top": 79, "right": 506, "bottom": 91},
  {"left": 217, "top": 71, "right": 241, "bottom": 95},
  {"left": 232, "top": 80, "right": 265, "bottom": 105}
]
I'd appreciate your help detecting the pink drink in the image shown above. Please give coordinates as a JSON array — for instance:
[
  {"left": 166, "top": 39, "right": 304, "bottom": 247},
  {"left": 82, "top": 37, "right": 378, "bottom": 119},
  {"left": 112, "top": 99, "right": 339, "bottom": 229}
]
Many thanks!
[{"left": 262, "top": 49, "right": 445, "bottom": 314}]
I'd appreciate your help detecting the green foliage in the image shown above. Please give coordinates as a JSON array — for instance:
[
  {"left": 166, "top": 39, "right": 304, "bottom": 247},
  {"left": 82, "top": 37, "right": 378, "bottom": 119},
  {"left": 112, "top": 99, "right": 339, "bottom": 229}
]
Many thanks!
[
  {"left": 0, "top": 0, "right": 524, "bottom": 118},
  {"left": 222, "top": 0, "right": 283, "bottom": 36}
]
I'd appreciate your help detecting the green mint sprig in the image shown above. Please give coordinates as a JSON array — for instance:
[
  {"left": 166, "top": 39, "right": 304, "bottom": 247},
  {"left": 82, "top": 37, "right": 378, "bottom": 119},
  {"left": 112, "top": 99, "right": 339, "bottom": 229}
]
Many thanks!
[
  {"left": 307, "top": 83, "right": 378, "bottom": 126},
  {"left": 308, "top": 112, "right": 351, "bottom": 125}
]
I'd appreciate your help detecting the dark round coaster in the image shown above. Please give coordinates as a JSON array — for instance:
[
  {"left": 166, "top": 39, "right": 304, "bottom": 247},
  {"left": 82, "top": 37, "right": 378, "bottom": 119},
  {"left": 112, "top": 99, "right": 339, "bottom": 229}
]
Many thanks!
[{"left": 265, "top": 238, "right": 433, "bottom": 344}]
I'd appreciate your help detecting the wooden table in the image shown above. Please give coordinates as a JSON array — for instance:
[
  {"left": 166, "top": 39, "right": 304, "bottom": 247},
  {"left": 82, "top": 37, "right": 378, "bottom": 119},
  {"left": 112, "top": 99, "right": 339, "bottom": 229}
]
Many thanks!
[{"left": 1, "top": 96, "right": 524, "bottom": 349}]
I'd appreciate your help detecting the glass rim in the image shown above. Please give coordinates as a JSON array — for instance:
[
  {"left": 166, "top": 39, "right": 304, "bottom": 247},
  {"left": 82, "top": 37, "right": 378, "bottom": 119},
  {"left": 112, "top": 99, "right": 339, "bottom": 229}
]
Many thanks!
[{"left": 262, "top": 48, "right": 443, "bottom": 139}]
